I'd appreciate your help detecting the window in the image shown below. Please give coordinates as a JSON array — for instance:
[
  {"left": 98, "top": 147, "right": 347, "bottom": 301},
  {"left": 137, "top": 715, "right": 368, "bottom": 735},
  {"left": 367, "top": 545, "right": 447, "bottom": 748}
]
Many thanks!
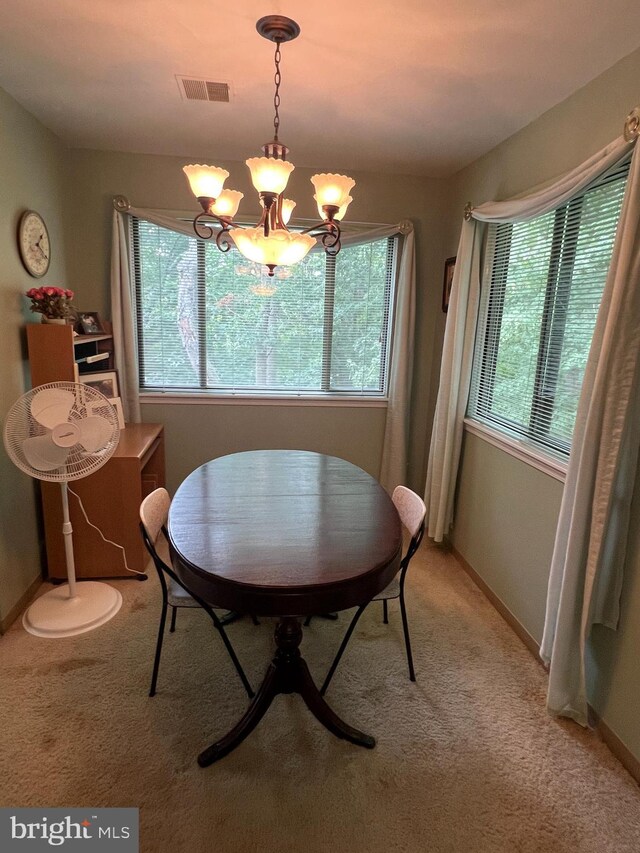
[
  {"left": 132, "top": 219, "right": 397, "bottom": 397},
  {"left": 468, "top": 160, "right": 629, "bottom": 458}
]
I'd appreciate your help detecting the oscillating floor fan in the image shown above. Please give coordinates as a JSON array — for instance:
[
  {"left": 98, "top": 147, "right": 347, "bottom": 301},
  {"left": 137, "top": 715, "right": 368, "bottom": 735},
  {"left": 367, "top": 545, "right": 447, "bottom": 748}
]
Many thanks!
[{"left": 4, "top": 382, "right": 122, "bottom": 638}]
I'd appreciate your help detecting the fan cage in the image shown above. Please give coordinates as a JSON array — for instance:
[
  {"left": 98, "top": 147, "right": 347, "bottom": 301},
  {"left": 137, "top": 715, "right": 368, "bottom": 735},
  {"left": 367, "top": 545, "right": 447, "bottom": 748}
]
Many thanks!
[{"left": 3, "top": 381, "right": 120, "bottom": 482}]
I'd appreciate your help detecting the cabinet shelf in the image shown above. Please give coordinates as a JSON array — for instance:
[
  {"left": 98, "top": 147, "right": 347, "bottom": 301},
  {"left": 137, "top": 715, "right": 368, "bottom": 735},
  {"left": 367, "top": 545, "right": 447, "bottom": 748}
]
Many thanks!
[
  {"left": 27, "top": 323, "right": 114, "bottom": 383},
  {"left": 74, "top": 333, "right": 112, "bottom": 345}
]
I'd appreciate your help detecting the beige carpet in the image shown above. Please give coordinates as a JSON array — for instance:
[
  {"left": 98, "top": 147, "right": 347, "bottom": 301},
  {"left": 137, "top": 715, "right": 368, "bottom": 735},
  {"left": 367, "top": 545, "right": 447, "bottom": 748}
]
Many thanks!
[{"left": 1, "top": 544, "right": 639, "bottom": 853}]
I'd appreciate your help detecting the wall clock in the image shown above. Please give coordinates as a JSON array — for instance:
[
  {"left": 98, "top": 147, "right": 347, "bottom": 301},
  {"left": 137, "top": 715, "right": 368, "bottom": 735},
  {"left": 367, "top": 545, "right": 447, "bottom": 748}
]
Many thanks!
[{"left": 18, "top": 210, "right": 51, "bottom": 278}]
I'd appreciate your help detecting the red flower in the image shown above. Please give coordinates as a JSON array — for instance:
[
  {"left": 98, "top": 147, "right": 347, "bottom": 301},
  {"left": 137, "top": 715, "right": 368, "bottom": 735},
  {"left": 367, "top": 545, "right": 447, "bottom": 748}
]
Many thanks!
[{"left": 25, "top": 284, "right": 75, "bottom": 318}]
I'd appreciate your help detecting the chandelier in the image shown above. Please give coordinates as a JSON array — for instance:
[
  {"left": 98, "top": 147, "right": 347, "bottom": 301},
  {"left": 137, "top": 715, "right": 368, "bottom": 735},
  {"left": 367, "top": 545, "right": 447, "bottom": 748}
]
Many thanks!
[{"left": 183, "top": 15, "right": 356, "bottom": 277}]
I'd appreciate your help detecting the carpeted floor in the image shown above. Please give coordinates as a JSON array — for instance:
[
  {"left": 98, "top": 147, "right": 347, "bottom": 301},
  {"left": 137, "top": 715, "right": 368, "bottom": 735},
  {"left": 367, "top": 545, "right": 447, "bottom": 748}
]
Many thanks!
[{"left": 0, "top": 544, "right": 639, "bottom": 852}]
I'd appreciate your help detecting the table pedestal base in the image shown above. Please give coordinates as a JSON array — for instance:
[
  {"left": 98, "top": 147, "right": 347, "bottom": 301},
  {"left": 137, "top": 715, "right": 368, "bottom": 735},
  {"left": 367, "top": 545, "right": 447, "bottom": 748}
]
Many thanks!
[{"left": 198, "top": 616, "right": 375, "bottom": 766}]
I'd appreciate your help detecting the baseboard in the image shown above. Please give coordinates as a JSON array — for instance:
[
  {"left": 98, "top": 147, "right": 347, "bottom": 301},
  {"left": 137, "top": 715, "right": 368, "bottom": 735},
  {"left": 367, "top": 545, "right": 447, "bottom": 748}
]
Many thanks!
[
  {"left": 450, "top": 545, "right": 542, "bottom": 663},
  {"left": 591, "top": 713, "right": 640, "bottom": 784},
  {"left": 450, "top": 545, "right": 640, "bottom": 786},
  {"left": 0, "top": 575, "right": 43, "bottom": 635}
]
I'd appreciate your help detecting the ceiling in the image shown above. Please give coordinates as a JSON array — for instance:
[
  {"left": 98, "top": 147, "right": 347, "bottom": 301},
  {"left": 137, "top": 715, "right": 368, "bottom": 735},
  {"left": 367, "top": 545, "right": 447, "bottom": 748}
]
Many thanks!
[{"left": 0, "top": 0, "right": 639, "bottom": 177}]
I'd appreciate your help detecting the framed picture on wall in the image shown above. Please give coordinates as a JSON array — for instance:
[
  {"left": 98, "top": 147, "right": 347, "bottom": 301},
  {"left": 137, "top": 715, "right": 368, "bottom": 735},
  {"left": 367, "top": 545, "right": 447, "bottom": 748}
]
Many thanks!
[{"left": 442, "top": 256, "right": 456, "bottom": 313}]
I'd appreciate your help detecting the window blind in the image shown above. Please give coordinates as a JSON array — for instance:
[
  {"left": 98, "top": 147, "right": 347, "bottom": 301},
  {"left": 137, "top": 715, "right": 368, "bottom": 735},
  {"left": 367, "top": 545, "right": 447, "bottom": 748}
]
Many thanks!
[
  {"left": 468, "top": 159, "right": 629, "bottom": 457},
  {"left": 131, "top": 219, "right": 397, "bottom": 395}
]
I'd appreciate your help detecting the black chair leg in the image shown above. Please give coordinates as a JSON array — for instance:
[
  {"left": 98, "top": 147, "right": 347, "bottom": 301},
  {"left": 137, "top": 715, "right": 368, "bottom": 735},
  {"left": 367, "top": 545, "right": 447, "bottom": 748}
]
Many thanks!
[
  {"left": 399, "top": 589, "right": 416, "bottom": 682},
  {"left": 251, "top": 615, "right": 260, "bottom": 626},
  {"left": 383, "top": 599, "right": 389, "bottom": 624},
  {"left": 149, "top": 602, "right": 168, "bottom": 697},
  {"left": 304, "top": 616, "right": 312, "bottom": 627},
  {"left": 320, "top": 603, "right": 368, "bottom": 696},
  {"left": 209, "top": 615, "right": 255, "bottom": 700},
  {"left": 169, "top": 606, "right": 177, "bottom": 633}
]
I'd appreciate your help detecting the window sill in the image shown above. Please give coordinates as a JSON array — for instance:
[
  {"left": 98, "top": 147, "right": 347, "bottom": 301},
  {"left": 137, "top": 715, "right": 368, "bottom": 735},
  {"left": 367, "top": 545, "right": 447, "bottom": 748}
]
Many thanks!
[
  {"left": 139, "top": 391, "right": 388, "bottom": 408},
  {"left": 463, "top": 418, "right": 567, "bottom": 482}
]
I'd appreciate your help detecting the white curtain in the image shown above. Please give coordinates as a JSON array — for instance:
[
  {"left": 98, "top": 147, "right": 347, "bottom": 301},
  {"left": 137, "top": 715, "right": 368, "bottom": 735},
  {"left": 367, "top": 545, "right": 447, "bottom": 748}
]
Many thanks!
[
  {"left": 110, "top": 209, "right": 141, "bottom": 423},
  {"left": 541, "top": 136, "right": 640, "bottom": 724},
  {"left": 110, "top": 201, "right": 416, "bottom": 487},
  {"left": 424, "top": 219, "right": 482, "bottom": 540},
  {"left": 424, "top": 113, "right": 639, "bottom": 723},
  {"left": 380, "top": 222, "right": 416, "bottom": 493}
]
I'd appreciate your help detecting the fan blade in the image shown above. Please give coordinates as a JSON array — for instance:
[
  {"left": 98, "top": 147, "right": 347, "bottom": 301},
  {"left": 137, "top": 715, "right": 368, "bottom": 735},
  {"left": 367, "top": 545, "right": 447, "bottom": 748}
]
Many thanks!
[
  {"left": 31, "top": 388, "right": 75, "bottom": 429},
  {"left": 76, "top": 416, "right": 114, "bottom": 453},
  {"left": 22, "top": 435, "right": 70, "bottom": 472}
]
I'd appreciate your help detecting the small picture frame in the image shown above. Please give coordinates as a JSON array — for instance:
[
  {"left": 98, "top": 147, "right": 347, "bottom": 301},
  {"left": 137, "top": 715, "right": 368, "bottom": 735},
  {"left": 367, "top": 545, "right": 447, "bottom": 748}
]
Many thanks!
[
  {"left": 81, "top": 370, "right": 119, "bottom": 400},
  {"left": 442, "top": 256, "right": 456, "bottom": 313},
  {"left": 88, "top": 395, "right": 125, "bottom": 429},
  {"left": 77, "top": 312, "right": 105, "bottom": 335}
]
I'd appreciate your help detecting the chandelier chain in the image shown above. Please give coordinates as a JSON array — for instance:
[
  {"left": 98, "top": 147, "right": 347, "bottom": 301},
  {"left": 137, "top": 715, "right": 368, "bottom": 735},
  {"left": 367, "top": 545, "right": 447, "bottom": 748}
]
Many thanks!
[{"left": 273, "top": 41, "right": 282, "bottom": 141}]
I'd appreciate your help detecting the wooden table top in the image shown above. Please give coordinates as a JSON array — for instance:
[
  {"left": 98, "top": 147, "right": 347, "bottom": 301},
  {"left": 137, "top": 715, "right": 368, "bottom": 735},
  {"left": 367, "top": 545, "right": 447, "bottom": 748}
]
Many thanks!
[{"left": 168, "top": 450, "right": 402, "bottom": 616}]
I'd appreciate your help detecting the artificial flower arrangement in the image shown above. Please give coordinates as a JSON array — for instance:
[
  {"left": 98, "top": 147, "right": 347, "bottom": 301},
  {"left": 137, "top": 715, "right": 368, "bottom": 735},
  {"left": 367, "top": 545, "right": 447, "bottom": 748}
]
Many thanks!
[{"left": 26, "top": 286, "right": 75, "bottom": 320}]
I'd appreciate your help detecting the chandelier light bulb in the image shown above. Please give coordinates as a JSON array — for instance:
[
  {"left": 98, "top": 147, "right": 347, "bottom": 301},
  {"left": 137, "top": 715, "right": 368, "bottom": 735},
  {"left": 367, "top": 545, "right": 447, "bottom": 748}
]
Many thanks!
[
  {"left": 246, "top": 157, "right": 295, "bottom": 195},
  {"left": 230, "top": 227, "right": 315, "bottom": 270},
  {"left": 281, "top": 198, "right": 296, "bottom": 225},
  {"left": 183, "top": 165, "right": 230, "bottom": 201},
  {"left": 210, "top": 190, "right": 244, "bottom": 218},
  {"left": 314, "top": 194, "right": 352, "bottom": 222},
  {"left": 310, "top": 174, "right": 356, "bottom": 210}
]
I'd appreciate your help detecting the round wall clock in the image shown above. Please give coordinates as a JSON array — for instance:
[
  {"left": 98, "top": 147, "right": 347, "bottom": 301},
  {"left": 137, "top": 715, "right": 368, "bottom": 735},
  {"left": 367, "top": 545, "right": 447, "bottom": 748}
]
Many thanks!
[{"left": 18, "top": 210, "right": 51, "bottom": 278}]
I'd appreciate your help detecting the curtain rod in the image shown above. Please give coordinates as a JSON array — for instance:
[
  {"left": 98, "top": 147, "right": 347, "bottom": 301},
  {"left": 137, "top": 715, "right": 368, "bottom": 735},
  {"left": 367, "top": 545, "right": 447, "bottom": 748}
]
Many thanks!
[{"left": 112, "top": 196, "right": 397, "bottom": 230}]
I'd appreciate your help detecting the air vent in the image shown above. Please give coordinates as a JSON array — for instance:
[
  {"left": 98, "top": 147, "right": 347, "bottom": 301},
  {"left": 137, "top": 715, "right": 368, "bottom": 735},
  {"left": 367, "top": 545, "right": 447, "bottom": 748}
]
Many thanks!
[{"left": 176, "top": 76, "right": 231, "bottom": 103}]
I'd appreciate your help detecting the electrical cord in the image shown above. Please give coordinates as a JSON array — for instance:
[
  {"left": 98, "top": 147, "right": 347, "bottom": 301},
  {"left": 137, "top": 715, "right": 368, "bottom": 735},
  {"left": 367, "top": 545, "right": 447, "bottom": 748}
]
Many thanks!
[{"left": 67, "top": 485, "right": 146, "bottom": 576}]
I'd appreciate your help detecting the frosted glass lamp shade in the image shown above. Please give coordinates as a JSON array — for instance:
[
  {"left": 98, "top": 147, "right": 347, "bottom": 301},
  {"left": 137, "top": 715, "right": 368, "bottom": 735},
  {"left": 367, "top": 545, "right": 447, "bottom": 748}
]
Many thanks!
[
  {"left": 210, "top": 190, "right": 244, "bottom": 218},
  {"left": 183, "top": 165, "right": 229, "bottom": 199},
  {"left": 281, "top": 198, "right": 296, "bottom": 225},
  {"left": 315, "top": 194, "right": 352, "bottom": 221},
  {"left": 246, "top": 157, "right": 295, "bottom": 194},
  {"left": 231, "top": 228, "right": 315, "bottom": 267},
  {"left": 310, "top": 174, "right": 355, "bottom": 210}
]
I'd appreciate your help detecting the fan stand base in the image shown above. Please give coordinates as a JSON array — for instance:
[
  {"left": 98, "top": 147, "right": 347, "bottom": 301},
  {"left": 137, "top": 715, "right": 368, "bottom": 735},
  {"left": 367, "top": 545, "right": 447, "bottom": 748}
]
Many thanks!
[{"left": 23, "top": 582, "right": 123, "bottom": 638}]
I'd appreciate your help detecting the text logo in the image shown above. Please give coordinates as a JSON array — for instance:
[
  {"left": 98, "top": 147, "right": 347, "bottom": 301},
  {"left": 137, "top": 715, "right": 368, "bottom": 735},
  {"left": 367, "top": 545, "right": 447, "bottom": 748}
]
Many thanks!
[{"left": 0, "top": 809, "right": 138, "bottom": 851}]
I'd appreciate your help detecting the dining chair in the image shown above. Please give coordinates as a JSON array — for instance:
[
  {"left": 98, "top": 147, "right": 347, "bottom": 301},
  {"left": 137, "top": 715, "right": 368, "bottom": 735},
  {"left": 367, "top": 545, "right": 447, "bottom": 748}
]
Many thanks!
[
  {"left": 139, "top": 488, "right": 254, "bottom": 699},
  {"left": 319, "top": 485, "right": 426, "bottom": 695}
]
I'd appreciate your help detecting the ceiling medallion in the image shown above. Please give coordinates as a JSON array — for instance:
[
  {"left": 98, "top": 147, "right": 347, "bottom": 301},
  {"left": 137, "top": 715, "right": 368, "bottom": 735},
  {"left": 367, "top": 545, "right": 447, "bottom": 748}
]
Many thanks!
[{"left": 183, "top": 15, "right": 355, "bottom": 277}]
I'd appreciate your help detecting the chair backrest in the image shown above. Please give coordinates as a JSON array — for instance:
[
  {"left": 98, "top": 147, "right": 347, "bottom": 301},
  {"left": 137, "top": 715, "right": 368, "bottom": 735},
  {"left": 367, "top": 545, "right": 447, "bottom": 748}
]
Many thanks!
[
  {"left": 392, "top": 485, "right": 426, "bottom": 539},
  {"left": 140, "top": 487, "right": 171, "bottom": 547},
  {"left": 139, "top": 487, "right": 219, "bottom": 619}
]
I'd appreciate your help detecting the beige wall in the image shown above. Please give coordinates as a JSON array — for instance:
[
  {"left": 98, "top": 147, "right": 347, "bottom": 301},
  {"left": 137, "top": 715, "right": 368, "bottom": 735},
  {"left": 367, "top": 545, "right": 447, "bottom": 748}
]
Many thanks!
[
  {"left": 0, "top": 87, "right": 69, "bottom": 623},
  {"left": 444, "top": 47, "right": 640, "bottom": 761},
  {"left": 63, "top": 148, "right": 446, "bottom": 493}
]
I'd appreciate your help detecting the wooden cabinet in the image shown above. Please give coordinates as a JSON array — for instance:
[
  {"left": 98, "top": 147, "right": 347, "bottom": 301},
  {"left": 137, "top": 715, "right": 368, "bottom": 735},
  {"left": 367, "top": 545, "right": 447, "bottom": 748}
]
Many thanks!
[
  {"left": 26, "top": 323, "right": 165, "bottom": 580},
  {"left": 27, "top": 322, "right": 114, "bottom": 385}
]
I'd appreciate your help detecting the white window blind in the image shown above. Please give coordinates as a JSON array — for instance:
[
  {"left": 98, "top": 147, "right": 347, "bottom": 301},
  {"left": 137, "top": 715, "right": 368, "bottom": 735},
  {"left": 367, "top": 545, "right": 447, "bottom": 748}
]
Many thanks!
[
  {"left": 131, "top": 219, "right": 397, "bottom": 396},
  {"left": 468, "top": 160, "right": 629, "bottom": 457}
]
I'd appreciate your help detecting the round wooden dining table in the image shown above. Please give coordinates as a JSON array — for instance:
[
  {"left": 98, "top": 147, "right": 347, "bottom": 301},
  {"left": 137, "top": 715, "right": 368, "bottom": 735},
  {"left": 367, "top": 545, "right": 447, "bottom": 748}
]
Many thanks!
[{"left": 168, "top": 449, "right": 402, "bottom": 766}]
